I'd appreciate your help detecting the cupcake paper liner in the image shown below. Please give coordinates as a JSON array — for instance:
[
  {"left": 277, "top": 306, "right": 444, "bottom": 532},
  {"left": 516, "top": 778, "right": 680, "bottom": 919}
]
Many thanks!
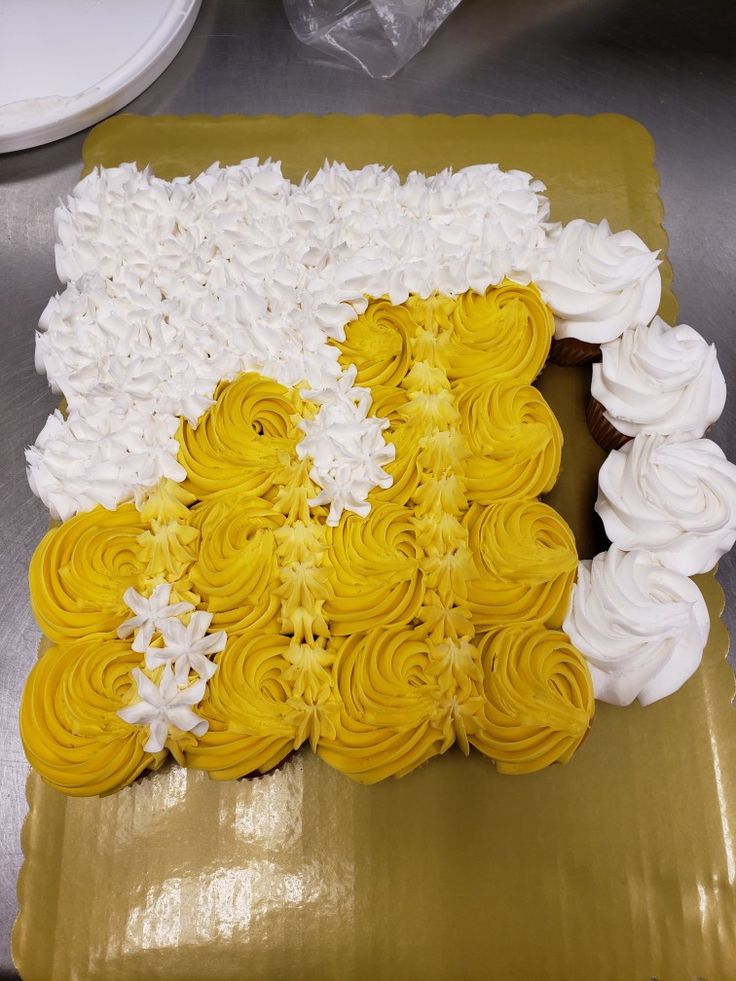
[
  {"left": 585, "top": 396, "right": 631, "bottom": 451},
  {"left": 549, "top": 336, "right": 602, "bottom": 366}
]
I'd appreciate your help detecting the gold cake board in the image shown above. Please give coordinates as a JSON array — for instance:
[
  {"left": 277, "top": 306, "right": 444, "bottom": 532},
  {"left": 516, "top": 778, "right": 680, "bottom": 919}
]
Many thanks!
[{"left": 13, "top": 113, "right": 735, "bottom": 981}]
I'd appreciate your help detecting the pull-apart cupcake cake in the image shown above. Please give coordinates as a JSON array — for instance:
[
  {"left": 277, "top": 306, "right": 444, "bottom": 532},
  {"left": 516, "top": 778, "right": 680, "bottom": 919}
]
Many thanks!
[{"left": 19, "top": 158, "right": 736, "bottom": 796}]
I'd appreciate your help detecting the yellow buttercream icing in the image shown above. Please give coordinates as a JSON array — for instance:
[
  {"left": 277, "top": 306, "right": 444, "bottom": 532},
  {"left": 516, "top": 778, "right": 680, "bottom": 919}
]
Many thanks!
[
  {"left": 403, "top": 360, "right": 452, "bottom": 394},
  {"left": 421, "top": 542, "right": 476, "bottom": 605},
  {"left": 369, "top": 424, "right": 424, "bottom": 507},
  {"left": 406, "top": 294, "right": 455, "bottom": 370},
  {"left": 470, "top": 625, "right": 594, "bottom": 773},
  {"left": 137, "top": 479, "right": 197, "bottom": 524},
  {"left": 326, "top": 503, "right": 425, "bottom": 635},
  {"left": 416, "top": 428, "right": 471, "bottom": 475},
  {"left": 416, "top": 592, "right": 475, "bottom": 644},
  {"left": 413, "top": 473, "right": 469, "bottom": 518},
  {"left": 177, "top": 373, "right": 306, "bottom": 500},
  {"left": 318, "top": 626, "right": 481, "bottom": 784},
  {"left": 336, "top": 298, "right": 416, "bottom": 387},
  {"left": 399, "top": 387, "right": 461, "bottom": 430},
  {"left": 276, "top": 560, "right": 332, "bottom": 642},
  {"left": 448, "top": 280, "right": 553, "bottom": 385},
  {"left": 20, "top": 637, "right": 165, "bottom": 796},
  {"left": 137, "top": 519, "right": 199, "bottom": 583},
  {"left": 29, "top": 503, "right": 148, "bottom": 643},
  {"left": 189, "top": 492, "right": 283, "bottom": 636},
  {"left": 362, "top": 383, "right": 409, "bottom": 429},
  {"left": 457, "top": 379, "right": 562, "bottom": 503},
  {"left": 464, "top": 500, "right": 578, "bottom": 629},
  {"left": 269, "top": 456, "right": 335, "bottom": 645},
  {"left": 186, "top": 632, "right": 339, "bottom": 779},
  {"left": 270, "top": 454, "right": 324, "bottom": 525},
  {"left": 134, "top": 478, "right": 201, "bottom": 600}
]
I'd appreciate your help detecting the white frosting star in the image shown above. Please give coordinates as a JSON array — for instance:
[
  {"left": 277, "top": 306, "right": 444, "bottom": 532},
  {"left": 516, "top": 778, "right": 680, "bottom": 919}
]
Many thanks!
[
  {"left": 117, "top": 663, "right": 208, "bottom": 753},
  {"left": 145, "top": 610, "right": 226, "bottom": 684},
  {"left": 117, "top": 583, "right": 194, "bottom": 653}
]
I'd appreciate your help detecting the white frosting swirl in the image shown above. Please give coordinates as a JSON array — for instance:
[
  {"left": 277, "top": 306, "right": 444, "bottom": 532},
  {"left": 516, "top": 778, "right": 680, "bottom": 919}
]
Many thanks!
[
  {"left": 591, "top": 316, "right": 726, "bottom": 438},
  {"left": 563, "top": 547, "right": 710, "bottom": 706},
  {"left": 30, "top": 159, "right": 552, "bottom": 522},
  {"left": 535, "top": 219, "right": 661, "bottom": 342},
  {"left": 596, "top": 434, "right": 736, "bottom": 576}
]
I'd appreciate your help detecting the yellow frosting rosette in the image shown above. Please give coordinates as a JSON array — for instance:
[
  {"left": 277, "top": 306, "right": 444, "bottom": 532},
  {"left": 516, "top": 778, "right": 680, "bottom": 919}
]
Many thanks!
[
  {"left": 457, "top": 379, "right": 562, "bottom": 503},
  {"left": 189, "top": 492, "right": 283, "bottom": 635},
  {"left": 186, "top": 633, "right": 339, "bottom": 780},
  {"left": 465, "top": 500, "right": 578, "bottom": 628},
  {"left": 470, "top": 625, "right": 594, "bottom": 773},
  {"left": 29, "top": 503, "right": 148, "bottom": 643},
  {"left": 325, "top": 503, "right": 425, "bottom": 634},
  {"left": 177, "top": 373, "right": 306, "bottom": 500},
  {"left": 20, "top": 637, "right": 165, "bottom": 796},
  {"left": 369, "top": 422, "right": 424, "bottom": 507},
  {"left": 318, "top": 626, "right": 482, "bottom": 784},
  {"left": 448, "top": 280, "right": 553, "bottom": 385},
  {"left": 336, "top": 298, "right": 416, "bottom": 387}
]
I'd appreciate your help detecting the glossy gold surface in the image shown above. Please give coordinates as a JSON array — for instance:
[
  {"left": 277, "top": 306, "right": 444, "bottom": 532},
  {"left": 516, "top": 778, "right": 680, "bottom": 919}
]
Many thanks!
[{"left": 14, "top": 113, "right": 736, "bottom": 980}]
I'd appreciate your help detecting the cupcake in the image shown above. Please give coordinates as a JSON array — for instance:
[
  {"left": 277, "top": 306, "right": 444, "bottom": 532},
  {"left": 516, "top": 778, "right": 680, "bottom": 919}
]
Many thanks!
[
  {"left": 535, "top": 218, "right": 661, "bottom": 366},
  {"left": 588, "top": 317, "right": 726, "bottom": 450},
  {"left": 563, "top": 546, "right": 710, "bottom": 706},
  {"left": 595, "top": 433, "right": 736, "bottom": 576}
]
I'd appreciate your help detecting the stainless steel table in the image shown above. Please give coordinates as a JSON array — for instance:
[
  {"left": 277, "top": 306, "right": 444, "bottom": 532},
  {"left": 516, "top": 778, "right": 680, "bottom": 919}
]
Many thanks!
[{"left": 1, "top": 1, "right": 734, "bottom": 975}]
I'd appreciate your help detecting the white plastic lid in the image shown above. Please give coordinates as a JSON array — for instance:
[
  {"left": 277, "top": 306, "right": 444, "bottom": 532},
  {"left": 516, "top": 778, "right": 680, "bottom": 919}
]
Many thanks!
[{"left": 0, "top": 0, "right": 201, "bottom": 153}]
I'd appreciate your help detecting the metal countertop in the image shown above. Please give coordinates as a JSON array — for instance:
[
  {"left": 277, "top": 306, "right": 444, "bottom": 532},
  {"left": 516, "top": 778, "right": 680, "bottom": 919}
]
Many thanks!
[{"left": 1, "top": 1, "right": 734, "bottom": 975}]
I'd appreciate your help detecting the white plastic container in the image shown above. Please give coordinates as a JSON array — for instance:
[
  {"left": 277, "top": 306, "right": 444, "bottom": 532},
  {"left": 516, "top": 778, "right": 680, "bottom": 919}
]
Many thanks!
[{"left": 0, "top": 0, "right": 201, "bottom": 153}]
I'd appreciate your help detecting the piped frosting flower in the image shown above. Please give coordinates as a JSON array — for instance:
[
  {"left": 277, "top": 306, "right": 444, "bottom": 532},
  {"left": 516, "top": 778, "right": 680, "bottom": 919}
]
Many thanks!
[
  {"left": 145, "top": 611, "right": 226, "bottom": 683},
  {"left": 117, "top": 583, "right": 195, "bottom": 653},
  {"left": 117, "top": 664, "right": 208, "bottom": 753}
]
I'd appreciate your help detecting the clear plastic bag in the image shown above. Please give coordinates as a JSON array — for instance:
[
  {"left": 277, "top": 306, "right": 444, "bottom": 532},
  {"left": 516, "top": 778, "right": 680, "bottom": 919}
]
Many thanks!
[{"left": 283, "top": 0, "right": 463, "bottom": 79}]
